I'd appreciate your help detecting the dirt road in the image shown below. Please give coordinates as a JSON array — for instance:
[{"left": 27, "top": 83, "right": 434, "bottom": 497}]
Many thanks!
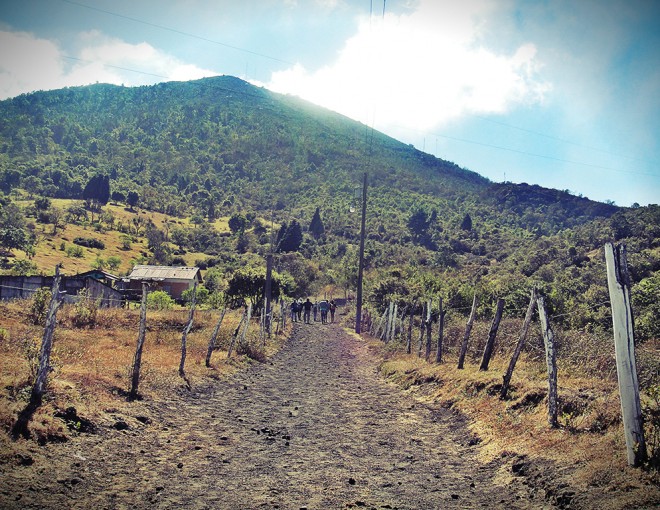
[{"left": 2, "top": 322, "right": 535, "bottom": 509}]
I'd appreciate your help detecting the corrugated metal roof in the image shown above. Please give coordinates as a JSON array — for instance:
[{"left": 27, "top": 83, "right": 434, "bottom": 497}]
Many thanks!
[{"left": 127, "top": 265, "right": 200, "bottom": 281}]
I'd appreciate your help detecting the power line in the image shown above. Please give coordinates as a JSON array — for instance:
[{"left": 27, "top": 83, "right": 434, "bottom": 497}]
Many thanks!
[
  {"left": 473, "top": 114, "right": 656, "bottom": 166},
  {"left": 429, "top": 131, "right": 659, "bottom": 178},
  {"left": 59, "top": 0, "right": 293, "bottom": 65},
  {"left": 63, "top": 56, "right": 170, "bottom": 79}
]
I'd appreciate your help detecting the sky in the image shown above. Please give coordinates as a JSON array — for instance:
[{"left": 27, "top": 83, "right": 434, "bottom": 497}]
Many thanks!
[{"left": 0, "top": 0, "right": 658, "bottom": 207}]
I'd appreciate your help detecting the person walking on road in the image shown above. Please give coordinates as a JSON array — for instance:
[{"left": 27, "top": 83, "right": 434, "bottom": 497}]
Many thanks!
[
  {"left": 290, "top": 300, "right": 299, "bottom": 322},
  {"left": 329, "top": 299, "right": 337, "bottom": 323},
  {"left": 302, "top": 298, "right": 313, "bottom": 324},
  {"left": 319, "top": 299, "right": 329, "bottom": 324}
]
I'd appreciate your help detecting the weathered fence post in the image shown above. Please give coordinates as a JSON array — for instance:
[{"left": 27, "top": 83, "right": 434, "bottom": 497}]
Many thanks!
[
  {"left": 228, "top": 307, "right": 247, "bottom": 358},
  {"left": 605, "top": 242, "right": 646, "bottom": 466},
  {"left": 457, "top": 293, "right": 477, "bottom": 369},
  {"left": 12, "top": 266, "right": 65, "bottom": 439},
  {"left": 129, "top": 282, "right": 148, "bottom": 400},
  {"left": 390, "top": 303, "right": 398, "bottom": 342},
  {"left": 537, "top": 293, "right": 558, "bottom": 428},
  {"left": 418, "top": 301, "right": 427, "bottom": 356},
  {"left": 424, "top": 299, "right": 433, "bottom": 360},
  {"left": 31, "top": 265, "right": 64, "bottom": 404},
  {"left": 500, "top": 288, "right": 538, "bottom": 399},
  {"left": 179, "top": 281, "right": 197, "bottom": 379},
  {"left": 435, "top": 297, "right": 446, "bottom": 364},
  {"left": 205, "top": 305, "right": 227, "bottom": 367},
  {"left": 479, "top": 298, "right": 505, "bottom": 371},
  {"left": 406, "top": 303, "right": 415, "bottom": 354}
]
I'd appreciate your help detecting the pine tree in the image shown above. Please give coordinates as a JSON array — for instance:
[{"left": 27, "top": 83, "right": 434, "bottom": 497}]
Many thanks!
[{"left": 309, "top": 207, "right": 325, "bottom": 239}]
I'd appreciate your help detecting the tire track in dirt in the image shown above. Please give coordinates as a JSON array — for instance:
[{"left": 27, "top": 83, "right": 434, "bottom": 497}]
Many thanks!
[{"left": 2, "top": 322, "right": 533, "bottom": 509}]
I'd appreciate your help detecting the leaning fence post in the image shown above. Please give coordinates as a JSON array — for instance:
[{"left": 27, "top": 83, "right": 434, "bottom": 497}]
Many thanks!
[
  {"left": 537, "top": 293, "right": 558, "bottom": 428},
  {"left": 424, "top": 300, "right": 433, "bottom": 360},
  {"left": 129, "top": 282, "right": 148, "bottom": 400},
  {"left": 605, "top": 242, "right": 646, "bottom": 466},
  {"left": 479, "top": 298, "right": 504, "bottom": 371},
  {"left": 206, "top": 305, "right": 227, "bottom": 367},
  {"left": 31, "top": 265, "right": 64, "bottom": 404},
  {"left": 457, "top": 294, "right": 477, "bottom": 369},
  {"left": 501, "top": 288, "right": 538, "bottom": 399}
]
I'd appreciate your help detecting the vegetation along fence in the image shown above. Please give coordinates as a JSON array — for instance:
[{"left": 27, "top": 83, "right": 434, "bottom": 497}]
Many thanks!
[{"left": 361, "top": 242, "right": 651, "bottom": 468}]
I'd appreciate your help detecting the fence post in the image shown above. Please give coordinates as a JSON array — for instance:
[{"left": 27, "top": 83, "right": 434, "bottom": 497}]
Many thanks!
[
  {"left": 31, "top": 265, "right": 64, "bottom": 404},
  {"left": 605, "top": 242, "right": 646, "bottom": 466},
  {"left": 179, "top": 281, "right": 197, "bottom": 379},
  {"left": 206, "top": 305, "right": 227, "bottom": 367},
  {"left": 537, "top": 293, "right": 558, "bottom": 428},
  {"left": 406, "top": 303, "right": 414, "bottom": 354},
  {"left": 418, "top": 301, "right": 426, "bottom": 357},
  {"left": 479, "top": 298, "right": 504, "bottom": 371},
  {"left": 500, "top": 288, "right": 538, "bottom": 399},
  {"left": 457, "top": 294, "right": 477, "bottom": 369},
  {"left": 129, "top": 282, "right": 148, "bottom": 400},
  {"left": 435, "top": 297, "right": 446, "bottom": 364},
  {"left": 424, "top": 299, "right": 432, "bottom": 361}
]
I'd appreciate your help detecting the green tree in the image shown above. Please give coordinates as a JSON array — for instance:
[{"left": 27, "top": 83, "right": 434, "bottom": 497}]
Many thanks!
[
  {"left": 228, "top": 213, "right": 248, "bottom": 234},
  {"left": 309, "top": 207, "right": 325, "bottom": 239}
]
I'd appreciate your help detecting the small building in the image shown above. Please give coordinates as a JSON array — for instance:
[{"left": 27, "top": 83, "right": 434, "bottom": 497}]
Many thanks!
[
  {"left": 0, "top": 269, "right": 124, "bottom": 307},
  {"left": 124, "top": 265, "right": 202, "bottom": 301}
]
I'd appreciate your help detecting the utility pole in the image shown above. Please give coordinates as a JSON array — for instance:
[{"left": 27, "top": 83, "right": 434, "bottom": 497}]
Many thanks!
[{"left": 355, "top": 172, "right": 368, "bottom": 334}]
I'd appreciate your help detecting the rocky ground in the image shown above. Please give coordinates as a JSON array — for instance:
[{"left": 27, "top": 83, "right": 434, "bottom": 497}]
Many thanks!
[{"left": 0, "top": 321, "right": 624, "bottom": 509}]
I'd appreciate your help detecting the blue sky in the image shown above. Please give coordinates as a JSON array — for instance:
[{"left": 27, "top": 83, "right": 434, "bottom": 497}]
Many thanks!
[{"left": 1, "top": 0, "right": 658, "bottom": 206}]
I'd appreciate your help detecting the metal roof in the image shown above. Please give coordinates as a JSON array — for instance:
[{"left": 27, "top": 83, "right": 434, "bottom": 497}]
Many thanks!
[{"left": 127, "top": 265, "right": 201, "bottom": 281}]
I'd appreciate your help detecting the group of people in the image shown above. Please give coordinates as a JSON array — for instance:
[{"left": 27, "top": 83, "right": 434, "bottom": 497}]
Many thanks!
[{"left": 290, "top": 298, "right": 337, "bottom": 325}]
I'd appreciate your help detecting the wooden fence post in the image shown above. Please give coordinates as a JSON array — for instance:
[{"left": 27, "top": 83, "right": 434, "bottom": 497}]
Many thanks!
[
  {"left": 605, "top": 242, "right": 647, "bottom": 466},
  {"left": 435, "top": 298, "right": 446, "bottom": 364},
  {"left": 179, "top": 281, "right": 197, "bottom": 378},
  {"left": 424, "top": 300, "right": 433, "bottom": 361},
  {"left": 537, "top": 293, "right": 558, "bottom": 428},
  {"left": 31, "top": 265, "right": 64, "bottom": 404},
  {"left": 390, "top": 303, "right": 398, "bottom": 342},
  {"left": 406, "top": 303, "right": 414, "bottom": 354},
  {"left": 479, "top": 298, "right": 505, "bottom": 371},
  {"left": 129, "top": 282, "right": 148, "bottom": 400},
  {"left": 500, "top": 288, "right": 538, "bottom": 399},
  {"left": 205, "top": 305, "right": 227, "bottom": 367},
  {"left": 418, "top": 301, "right": 426, "bottom": 356},
  {"left": 457, "top": 294, "right": 477, "bottom": 369},
  {"left": 228, "top": 307, "right": 247, "bottom": 358}
]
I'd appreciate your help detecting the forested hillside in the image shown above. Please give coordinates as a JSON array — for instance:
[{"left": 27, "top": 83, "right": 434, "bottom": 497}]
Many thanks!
[{"left": 0, "top": 76, "right": 658, "bottom": 340}]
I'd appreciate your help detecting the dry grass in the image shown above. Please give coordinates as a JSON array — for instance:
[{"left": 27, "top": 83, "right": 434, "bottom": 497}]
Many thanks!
[
  {"left": 0, "top": 299, "right": 287, "bottom": 445},
  {"left": 369, "top": 315, "right": 659, "bottom": 508}
]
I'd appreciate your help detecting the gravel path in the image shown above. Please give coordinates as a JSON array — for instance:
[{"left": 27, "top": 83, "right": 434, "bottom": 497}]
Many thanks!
[{"left": 1, "top": 321, "right": 533, "bottom": 509}]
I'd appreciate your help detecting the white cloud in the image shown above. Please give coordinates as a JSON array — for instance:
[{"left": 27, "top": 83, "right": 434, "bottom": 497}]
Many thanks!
[
  {"left": 267, "top": 0, "right": 550, "bottom": 131},
  {"left": 0, "top": 29, "right": 218, "bottom": 99}
]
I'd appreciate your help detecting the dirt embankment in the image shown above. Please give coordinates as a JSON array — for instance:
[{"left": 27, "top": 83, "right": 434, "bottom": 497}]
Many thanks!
[{"left": 3, "top": 322, "right": 577, "bottom": 509}]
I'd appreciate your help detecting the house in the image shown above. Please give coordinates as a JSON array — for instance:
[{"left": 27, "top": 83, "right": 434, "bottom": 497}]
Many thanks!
[
  {"left": 124, "top": 265, "right": 202, "bottom": 301},
  {"left": 0, "top": 269, "right": 124, "bottom": 307}
]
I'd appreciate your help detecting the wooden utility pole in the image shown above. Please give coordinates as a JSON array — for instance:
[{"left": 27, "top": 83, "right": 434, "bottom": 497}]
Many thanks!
[
  {"left": 457, "top": 294, "right": 477, "bottom": 369},
  {"left": 479, "top": 298, "right": 505, "bottom": 371},
  {"left": 605, "top": 242, "right": 646, "bottom": 466},
  {"left": 501, "top": 288, "right": 538, "bottom": 399},
  {"left": 537, "top": 293, "right": 558, "bottom": 428},
  {"left": 129, "top": 283, "right": 148, "bottom": 400},
  {"left": 355, "top": 172, "right": 368, "bottom": 334}
]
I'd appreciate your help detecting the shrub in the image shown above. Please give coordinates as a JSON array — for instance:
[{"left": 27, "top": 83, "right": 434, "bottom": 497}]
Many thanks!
[
  {"left": 106, "top": 255, "right": 122, "bottom": 271},
  {"left": 0, "top": 327, "right": 9, "bottom": 344},
  {"left": 10, "top": 258, "right": 38, "bottom": 276},
  {"left": 146, "top": 290, "right": 174, "bottom": 310},
  {"left": 69, "top": 288, "right": 98, "bottom": 328},
  {"left": 66, "top": 245, "right": 84, "bottom": 258},
  {"left": 73, "top": 237, "right": 105, "bottom": 249},
  {"left": 29, "top": 287, "right": 52, "bottom": 325}
]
